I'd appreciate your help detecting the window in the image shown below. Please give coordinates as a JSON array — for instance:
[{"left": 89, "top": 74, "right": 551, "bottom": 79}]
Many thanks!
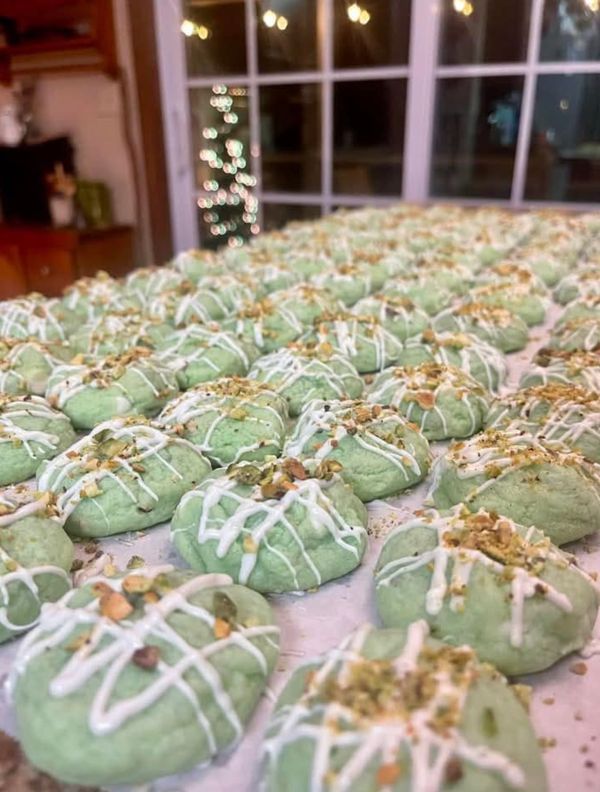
[{"left": 156, "top": 0, "right": 600, "bottom": 250}]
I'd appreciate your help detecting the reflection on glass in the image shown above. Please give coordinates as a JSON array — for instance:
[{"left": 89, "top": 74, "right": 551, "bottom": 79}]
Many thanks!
[
  {"left": 540, "top": 0, "right": 600, "bottom": 62},
  {"left": 439, "top": 0, "right": 531, "bottom": 64},
  {"left": 256, "top": 0, "right": 318, "bottom": 72},
  {"left": 260, "top": 84, "right": 321, "bottom": 193},
  {"left": 333, "top": 79, "right": 406, "bottom": 195},
  {"left": 526, "top": 74, "right": 600, "bottom": 202},
  {"left": 183, "top": 0, "right": 246, "bottom": 76},
  {"left": 262, "top": 203, "right": 321, "bottom": 231},
  {"left": 431, "top": 76, "right": 524, "bottom": 199},
  {"left": 334, "top": 0, "right": 411, "bottom": 68},
  {"left": 190, "top": 86, "right": 258, "bottom": 248}
]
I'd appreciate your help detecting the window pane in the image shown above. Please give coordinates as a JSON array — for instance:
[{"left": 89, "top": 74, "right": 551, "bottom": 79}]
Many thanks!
[
  {"left": 260, "top": 84, "right": 321, "bottom": 193},
  {"left": 439, "top": 0, "right": 531, "bottom": 65},
  {"left": 183, "top": 1, "right": 246, "bottom": 76},
  {"left": 525, "top": 74, "right": 600, "bottom": 203},
  {"left": 431, "top": 76, "right": 524, "bottom": 199},
  {"left": 333, "top": 79, "right": 406, "bottom": 195},
  {"left": 540, "top": 0, "right": 600, "bottom": 62},
  {"left": 334, "top": 0, "right": 411, "bottom": 68},
  {"left": 256, "top": 0, "right": 318, "bottom": 72},
  {"left": 262, "top": 203, "right": 322, "bottom": 231},
  {"left": 189, "top": 86, "right": 252, "bottom": 192}
]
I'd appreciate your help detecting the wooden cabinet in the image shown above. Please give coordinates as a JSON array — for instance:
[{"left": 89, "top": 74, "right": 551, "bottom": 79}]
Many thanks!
[{"left": 0, "top": 225, "right": 134, "bottom": 299}]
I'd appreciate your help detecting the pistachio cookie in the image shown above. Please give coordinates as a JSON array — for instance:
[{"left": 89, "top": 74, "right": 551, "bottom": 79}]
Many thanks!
[
  {"left": 146, "top": 277, "right": 254, "bottom": 326},
  {"left": 520, "top": 347, "right": 600, "bottom": 391},
  {"left": 467, "top": 281, "right": 547, "bottom": 327},
  {"left": 310, "top": 263, "right": 375, "bottom": 307},
  {"left": 375, "top": 506, "right": 599, "bottom": 675},
  {"left": 158, "top": 323, "right": 260, "bottom": 389},
  {"left": 352, "top": 293, "right": 430, "bottom": 341},
  {"left": 0, "top": 394, "right": 76, "bottom": 486},
  {"left": 285, "top": 399, "right": 431, "bottom": 501},
  {"left": 10, "top": 568, "right": 279, "bottom": 786},
  {"left": 555, "top": 294, "right": 600, "bottom": 328},
  {"left": 248, "top": 343, "right": 363, "bottom": 416},
  {"left": 384, "top": 276, "right": 455, "bottom": 315},
  {"left": 554, "top": 265, "right": 600, "bottom": 305},
  {"left": 169, "top": 248, "right": 225, "bottom": 281},
  {"left": 61, "top": 271, "right": 140, "bottom": 320},
  {"left": 37, "top": 417, "right": 211, "bottom": 538},
  {"left": 122, "top": 265, "right": 187, "bottom": 303},
  {"left": 274, "top": 283, "right": 343, "bottom": 326},
  {"left": 433, "top": 302, "right": 529, "bottom": 353},
  {"left": 548, "top": 316, "right": 600, "bottom": 352},
  {"left": 69, "top": 311, "right": 172, "bottom": 356},
  {"left": 0, "top": 487, "right": 72, "bottom": 643},
  {"left": 223, "top": 299, "right": 304, "bottom": 353},
  {"left": 428, "top": 427, "right": 600, "bottom": 545},
  {"left": 0, "top": 296, "right": 77, "bottom": 342},
  {"left": 158, "top": 377, "right": 287, "bottom": 466},
  {"left": 46, "top": 348, "right": 179, "bottom": 429},
  {"left": 260, "top": 621, "right": 547, "bottom": 792},
  {"left": 367, "top": 363, "right": 490, "bottom": 440},
  {"left": 0, "top": 339, "right": 65, "bottom": 396},
  {"left": 305, "top": 313, "right": 404, "bottom": 373},
  {"left": 486, "top": 382, "right": 600, "bottom": 462},
  {"left": 397, "top": 330, "right": 506, "bottom": 391},
  {"left": 171, "top": 458, "right": 367, "bottom": 592}
]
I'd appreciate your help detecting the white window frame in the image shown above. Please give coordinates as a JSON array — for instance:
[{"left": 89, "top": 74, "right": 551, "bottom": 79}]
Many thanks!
[{"left": 154, "top": 0, "right": 600, "bottom": 252}]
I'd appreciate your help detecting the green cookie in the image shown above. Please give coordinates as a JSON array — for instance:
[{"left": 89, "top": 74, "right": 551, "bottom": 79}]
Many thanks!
[
  {"left": 122, "top": 265, "right": 187, "bottom": 302},
  {"left": 375, "top": 505, "right": 599, "bottom": 675},
  {"left": 0, "top": 486, "right": 72, "bottom": 643},
  {"left": 61, "top": 271, "right": 141, "bottom": 320},
  {"left": 248, "top": 343, "right": 364, "bottom": 416},
  {"left": 428, "top": 427, "right": 600, "bottom": 545},
  {"left": 158, "top": 377, "right": 287, "bottom": 466},
  {"left": 0, "top": 394, "right": 76, "bottom": 486},
  {"left": 468, "top": 282, "right": 547, "bottom": 327},
  {"left": 158, "top": 323, "right": 260, "bottom": 389},
  {"left": 11, "top": 568, "right": 279, "bottom": 786},
  {"left": 554, "top": 266, "right": 600, "bottom": 305},
  {"left": 0, "top": 295, "right": 77, "bottom": 342},
  {"left": 305, "top": 313, "right": 404, "bottom": 373},
  {"left": 555, "top": 294, "right": 600, "bottom": 328},
  {"left": 548, "top": 317, "right": 600, "bottom": 352},
  {"left": 397, "top": 330, "right": 507, "bottom": 391},
  {"left": 69, "top": 311, "right": 173, "bottom": 356},
  {"left": 171, "top": 457, "right": 368, "bottom": 592},
  {"left": 433, "top": 302, "right": 529, "bottom": 353},
  {"left": 0, "top": 340, "right": 66, "bottom": 396},
  {"left": 352, "top": 293, "right": 430, "bottom": 341},
  {"left": 384, "top": 277, "right": 454, "bottom": 315},
  {"left": 260, "top": 621, "right": 547, "bottom": 792},
  {"left": 169, "top": 248, "right": 226, "bottom": 281},
  {"left": 46, "top": 347, "right": 180, "bottom": 430},
  {"left": 285, "top": 399, "right": 431, "bottom": 501},
  {"left": 275, "top": 283, "right": 343, "bottom": 325},
  {"left": 520, "top": 347, "right": 600, "bottom": 391},
  {"left": 37, "top": 417, "right": 211, "bottom": 538},
  {"left": 487, "top": 382, "right": 600, "bottom": 462},
  {"left": 223, "top": 299, "right": 305, "bottom": 353},
  {"left": 146, "top": 277, "right": 254, "bottom": 326},
  {"left": 311, "top": 264, "right": 375, "bottom": 307},
  {"left": 368, "top": 363, "right": 490, "bottom": 440}
]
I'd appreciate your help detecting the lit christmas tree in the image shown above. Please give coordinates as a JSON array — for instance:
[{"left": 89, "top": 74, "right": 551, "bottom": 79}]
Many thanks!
[{"left": 198, "top": 85, "right": 259, "bottom": 248}]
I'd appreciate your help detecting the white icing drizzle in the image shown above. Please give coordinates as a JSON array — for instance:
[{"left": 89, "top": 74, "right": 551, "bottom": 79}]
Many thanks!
[
  {"left": 401, "top": 332, "right": 507, "bottom": 392},
  {"left": 37, "top": 418, "right": 204, "bottom": 519},
  {"left": 0, "top": 396, "right": 68, "bottom": 459},
  {"left": 248, "top": 348, "right": 361, "bottom": 402},
  {"left": 231, "top": 302, "right": 304, "bottom": 350},
  {"left": 285, "top": 399, "right": 428, "bottom": 481},
  {"left": 375, "top": 506, "right": 581, "bottom": 647},
  {"left": 261, "top": 621, "right": 526, "bottom": 791},
  {"left": 367, "top": 364, "right": 488, "bottom": 437},
  {"left": 158, "top": 380, "right": 285, "bottom": 465},
  {"left": 158, "top": 324, "right": 253, "bottom": 374},
  {"left": 0, "top": 298, "right": 66, "bottom": 342},
  {"left": 551, "top": 317, "right": 600, "bottom": 352},
  {"left": 175, "top": 468, "right": 366, "bottom": 587},
  {"left": 521, "top": 351, "right": 600, "bottom": 391},
  {"left": 8, "top": 572, "right": 279, "bottom": 743},
  {"left": 312, "top": 316, "right": 403, "bottom": 372}
]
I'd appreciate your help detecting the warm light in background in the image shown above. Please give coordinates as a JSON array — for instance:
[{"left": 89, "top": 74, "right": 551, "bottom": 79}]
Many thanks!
[
  {"left": 180, "top": 19, "right": 211, "bottom": 39},
  {"left": 276, "top": 15, "right": 289, "bottom": 30},
  {"left": 453, "top": 0, "right": 474, "bottom": 15},
  {"left": 262, "top": 9, "right": 277, "bottom": 28},
  {"left": 347, "top": 3, "right": 371, "bottom": 24},
  {"left": 584, "top": 0, "right": 599, "bottom": 11}
]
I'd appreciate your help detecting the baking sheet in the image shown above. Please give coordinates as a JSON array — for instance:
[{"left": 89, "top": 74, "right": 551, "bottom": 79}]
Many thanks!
[{"left": 0, "top": 300, "right": 599, "bottom": 792}]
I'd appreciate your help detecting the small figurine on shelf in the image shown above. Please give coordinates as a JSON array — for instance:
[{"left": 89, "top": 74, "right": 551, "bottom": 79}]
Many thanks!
[{"left": 46, "top": 162, "right": 76, "bottom": 227}]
